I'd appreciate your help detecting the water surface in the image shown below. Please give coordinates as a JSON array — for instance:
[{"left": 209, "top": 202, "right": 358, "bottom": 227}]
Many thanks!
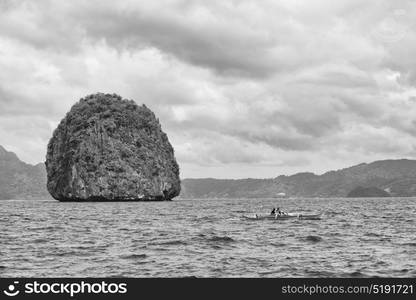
[{"left": 1, "top": 198, "right": 415, "bottom": 277}]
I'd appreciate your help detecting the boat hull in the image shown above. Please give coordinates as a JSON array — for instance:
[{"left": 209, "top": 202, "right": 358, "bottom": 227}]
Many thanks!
[{"left": 243, "top": 213, "right": 322, "bottom": 220}]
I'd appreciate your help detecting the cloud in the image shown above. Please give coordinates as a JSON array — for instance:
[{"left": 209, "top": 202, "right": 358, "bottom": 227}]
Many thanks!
[{"left": 1, "top": 0, "right": 416, "bottom": 178}]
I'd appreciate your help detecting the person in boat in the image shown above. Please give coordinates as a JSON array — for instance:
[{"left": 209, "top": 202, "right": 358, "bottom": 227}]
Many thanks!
[
  {"left": 276, "top": 207, "right": 282, "bottom": 215},
  {"left": 270, "top": 208, "right": 276, "bottom": 215}
]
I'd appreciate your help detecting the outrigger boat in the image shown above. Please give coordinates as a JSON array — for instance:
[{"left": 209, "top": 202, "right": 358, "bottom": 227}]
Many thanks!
[{"left": 243, "top": 212, "right": 322, "bottom": 220}]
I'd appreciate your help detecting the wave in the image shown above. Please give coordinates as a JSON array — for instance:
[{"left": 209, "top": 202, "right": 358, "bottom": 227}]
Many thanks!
[
  {"left": 325, "top": 211, "right": 342, "bottom": 216},
  {"left": 271, "top": 242, "right": 286, "bottom": 247},
  {"left": 349, "top": 271, "right": 363, "bottom": 277},
  {"left": 31, "top": 226, "right": 64, "bottom": 231},
  {"left": 210, "top": 245, "right": 223, "bottom": 250},
  {"left": 195, "top": 233, "right": 236, "bottom": 243},
  {"left": 53, "top": 251, "right": 80, "bottom": 257},
  {"left": 364, "top": 232, "right": 382, "bottom": 237},
  {"left": 120, "top": 254, "right": 147, "bottom": 259},
  {"left": 374, "top": 261, "right": 388, "bottom": 266},
  {"left": 193, "top": 216, "right": 216, "bottom": 222},
  {"left": 33, "top": 238, "right": 49, "bottom": 243},
  {"left": 401, "top": 242, "right": 416, "bottom": 247},
  {"left": 154, "top": 240, "right": 188, "bottom": 246},
  {"left": 258, "top": 269, "right": 283, "bottom": 276},
  {"left": 208, "top": 236, "right": 235, "bottom": 243},
  {"left": 305, "top": 270, "right": 338, "bottom": 277},
  {"left": 347, "top": 271, "right": 370, "bottom": 277},
  {"left": 301, "top": 235, "right": 322, "bottom": 243}
]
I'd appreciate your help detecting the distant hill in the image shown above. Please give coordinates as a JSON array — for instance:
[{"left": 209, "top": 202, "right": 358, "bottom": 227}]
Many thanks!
[
  {"left": 347, "top": 186, "right": 391, "bottom": 198},
  {"left": 180, "top": 160, "right": 416, "bottom": 198},
  {"left": 0, "top": 145, "right": 51, "bottom": 200},
  {"left": 2, "top": 143, "right": 416, "bottom": 199}
]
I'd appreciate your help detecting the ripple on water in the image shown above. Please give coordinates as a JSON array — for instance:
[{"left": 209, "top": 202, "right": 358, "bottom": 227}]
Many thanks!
[
  {"left": 300, "top": 235, "right": 323, "bottom": 243},
  {"left": 364, "top": 232, "right": 382, "bottom": 237},
  {"left": 120, "top": 254, "right": 147, "bottom": 259},
  {"left": 208, "top": 236, "right": 235, "bottom": 243},
  {"left": 401, "top": 242, "right": 416, "bottom": 247},
  {"left": 349, "top": 271, "right": 365, "bottom": 277},
  {"left": 305, "top": 270, "right": 338, "bottom": 277},
  {"left": 30, "top": 226, "right": 64, "bottom": 231},
  {"left": 271, "top": 242, "right": 286, "bottom": 247},
  {"left": 32, "top": 238, "right": 50, "bottom": 243},
  {"left": 150, "top": 240, "right": 188, "bottom": 246},
  {"left": 1, "top": 198, "right": 416, "bottom": 277}
]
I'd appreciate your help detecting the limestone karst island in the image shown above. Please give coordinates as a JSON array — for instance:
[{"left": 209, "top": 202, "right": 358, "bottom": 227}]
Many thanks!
[{"left": 45, "top": 93, "right": 181, "bottom": 201}]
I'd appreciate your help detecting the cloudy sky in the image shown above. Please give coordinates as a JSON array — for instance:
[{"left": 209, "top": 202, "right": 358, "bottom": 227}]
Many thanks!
[{"left": 1, "top": 0, "right": 416, "bottom": 178}]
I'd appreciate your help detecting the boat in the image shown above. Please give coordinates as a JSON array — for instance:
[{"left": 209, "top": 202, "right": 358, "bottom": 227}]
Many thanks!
[{"left": 242, "top": 212, "right": 322, "bottom": 220}]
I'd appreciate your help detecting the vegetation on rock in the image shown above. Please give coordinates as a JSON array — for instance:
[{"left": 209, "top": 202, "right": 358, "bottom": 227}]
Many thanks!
[{"left": 46, "top": 93, "right": 180, "bottom": 201}]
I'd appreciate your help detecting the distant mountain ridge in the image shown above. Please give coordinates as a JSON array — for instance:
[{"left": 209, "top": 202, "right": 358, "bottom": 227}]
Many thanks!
[
  {"left": 0, "top": 145, "right": 51, "bottom": 200},
  {"left": 180, "top": 159, "right": 416, "bottom": 198},
  {"left": 2, "top": 144, "right": 416, "bottom": 199}
]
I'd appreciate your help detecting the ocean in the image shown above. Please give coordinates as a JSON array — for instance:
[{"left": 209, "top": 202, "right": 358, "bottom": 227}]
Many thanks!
[{"left": 1, "top": 198, "right": 415, "bottom": 277}]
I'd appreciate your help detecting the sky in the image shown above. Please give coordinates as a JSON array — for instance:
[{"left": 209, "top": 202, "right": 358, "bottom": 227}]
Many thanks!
[{"left": 1, "top": 0, "right": 416, "bottom": 179}]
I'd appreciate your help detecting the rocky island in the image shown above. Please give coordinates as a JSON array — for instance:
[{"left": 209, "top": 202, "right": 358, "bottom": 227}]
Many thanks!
[{"left": 45, "top": 93, "right": 180, "bottom": 201}]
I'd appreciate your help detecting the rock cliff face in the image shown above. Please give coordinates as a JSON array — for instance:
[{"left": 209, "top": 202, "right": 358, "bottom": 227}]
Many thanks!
[{"left": 46, "top": 93, "right": 180, "bottom": 201}]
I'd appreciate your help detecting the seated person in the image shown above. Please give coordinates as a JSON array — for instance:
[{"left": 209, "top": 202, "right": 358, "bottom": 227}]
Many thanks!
[{"left": 270, "top": 208, "right": 276, "bottom": 215}]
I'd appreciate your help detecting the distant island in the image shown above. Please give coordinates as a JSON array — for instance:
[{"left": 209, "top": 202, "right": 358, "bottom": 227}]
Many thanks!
[
  {"left": 0, "top": 145, "right": 51, "bottom": 200},
  {"left": 2, "top": 143, "right": 416, "bottom": 199},
  {"left": 179, "top": 160, "right": 416, "bottom": 198}
]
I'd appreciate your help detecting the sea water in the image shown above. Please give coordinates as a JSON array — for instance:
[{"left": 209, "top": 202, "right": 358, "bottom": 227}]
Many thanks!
[{"left": 0, "top": 198, "right": 415, "bottom": 277}]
